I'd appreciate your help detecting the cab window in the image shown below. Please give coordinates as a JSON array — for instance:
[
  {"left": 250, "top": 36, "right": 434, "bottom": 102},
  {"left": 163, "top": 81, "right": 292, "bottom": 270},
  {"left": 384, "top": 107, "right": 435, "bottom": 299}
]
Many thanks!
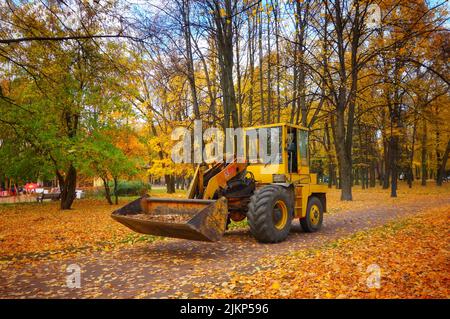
[{"left": 297, "top": 129, "right": 309, "bottom": 167}]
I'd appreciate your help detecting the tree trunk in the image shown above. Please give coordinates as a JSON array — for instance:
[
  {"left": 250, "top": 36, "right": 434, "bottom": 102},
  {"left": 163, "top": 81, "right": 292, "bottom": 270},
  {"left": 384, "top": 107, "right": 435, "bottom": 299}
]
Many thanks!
[
  {"left": 266, "top": 9, "right": 272, "bottom": 123},
  {"left": 102, "top": 176, "right": 113, "bottom": 205},
  {"left": 324, "top": 121, "right": 334, "bottom": 189},
  {"left": 421, "top": 118, "right": 427, "bottom": 186},
  {"left": 382, "top": 139, "right": 390, "bottom": 189},
  {"left": 437, "top": 140, "right": 450, "bottom": 186},
  {"left": 247, "top": 15, "right": 255, "bottom": 125},
  {"left": 435, "top": 107, "right": 441, "bottom": 183},
  {"left": 258, "top": 4, "right": 265, "bottom": 124},
  {"left": 369, "top": 160, "right": 376, "bottom": 187},
  {"left": 334, "top": 107, "right": 353, "bottom": 201},
  {"left": 407, "top": 118, "right": 417, "bottom": 188},
  {"left": 213, "top": 0, "right": 239, "bottom": 129},
  {"left": 165, "top": 174, "right": 176, "bottom": 194},
  {"left": 328, "top": 163, "right": 334, "bottom": 188},
  {"left": 113, "top": 176, "right": 119, "bottom": 205},
  {"left": 335, "top": 147, "right": 352, "bottom": 200},
  {"left": 362, "top": 169, "right": 367, "bottom": 190},
  {"left": 59, "top": 164, "right": 77, "bottom": 210},
  {"left": 377, "top": 160, "right": 382, "bottom": 186},
  {"left": 330, "top": 0, "right": 363, "bottom": 201},
  {"left": 235, "top": 21, "right": 243, "bottom": 126},
  {"left": 195, "top": 40, "right": 217, "bottom": 126},
  {"left": 354, "top": 168, "right": 359, "bottom": 186},
  {"left": 294, "top": 0, "right": 309, "bottom": 126},
  {"left": 365, "top": 167, "right": 369, "bottom": 189},
  {"left": 389, "top": 135, "right": 398, "bottom": 197},
  {"left": 273, "top": 0, "right": 281, "bottom": 122},
  {"left": 181, "top": 0, "right": 200, "bottom": 120}
]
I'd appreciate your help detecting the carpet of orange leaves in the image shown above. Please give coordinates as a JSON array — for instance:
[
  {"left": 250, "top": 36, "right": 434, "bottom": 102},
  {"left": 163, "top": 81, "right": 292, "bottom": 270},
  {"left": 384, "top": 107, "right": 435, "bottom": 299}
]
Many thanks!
[
  {"left": 0, "top": 183, "right": 449, "bottom": 299},
  {"left": 0, "top": 192, "right": 185, "bottom": 258},
  {"left": 208, "top": 204, "right": 450, "bottom": 298},
  {"left": 0, "top": 199, "right": 133, "bottom": 257},
  {"left": 0, "top": 183, "right": 448, "bottom": 260},
  {"left": 325, "top": 182, "right": 450, "bottom": 214}
]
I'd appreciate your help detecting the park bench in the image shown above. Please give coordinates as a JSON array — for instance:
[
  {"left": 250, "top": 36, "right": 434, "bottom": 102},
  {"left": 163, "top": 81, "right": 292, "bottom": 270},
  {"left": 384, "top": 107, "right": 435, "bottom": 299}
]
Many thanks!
[{"left": 36, "top": 192, "right": 61, "bottom": 203}]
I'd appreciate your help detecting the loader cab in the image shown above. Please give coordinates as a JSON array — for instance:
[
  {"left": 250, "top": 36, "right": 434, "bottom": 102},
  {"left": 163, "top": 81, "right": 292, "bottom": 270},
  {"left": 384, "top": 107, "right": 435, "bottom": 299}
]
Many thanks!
[{"left": 244, "top": 123, "right": 311, "bottom": 184}]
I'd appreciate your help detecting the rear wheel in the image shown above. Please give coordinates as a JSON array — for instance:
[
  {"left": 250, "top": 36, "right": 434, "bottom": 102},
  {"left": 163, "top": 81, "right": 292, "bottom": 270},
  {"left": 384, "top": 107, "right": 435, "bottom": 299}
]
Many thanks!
[
  {"left": 300, "top": 196, "right": 323, "bottom": 232},
  {"left": 247, "top": 185, "right": 293, "bottom": 243}
]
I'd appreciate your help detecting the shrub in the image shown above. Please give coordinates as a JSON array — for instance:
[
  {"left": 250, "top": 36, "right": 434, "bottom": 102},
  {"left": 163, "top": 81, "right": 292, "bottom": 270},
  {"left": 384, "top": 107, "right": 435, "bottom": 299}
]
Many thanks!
[{"left": 109, "top": 180, "right": 150, "bottom": 196}]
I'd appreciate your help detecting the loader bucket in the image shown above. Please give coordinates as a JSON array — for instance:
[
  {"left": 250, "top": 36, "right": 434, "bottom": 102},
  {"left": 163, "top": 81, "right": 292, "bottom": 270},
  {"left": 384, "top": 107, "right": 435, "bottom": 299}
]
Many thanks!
[{"left": 111, "top": 196, "right": 228, "bottom": 242}]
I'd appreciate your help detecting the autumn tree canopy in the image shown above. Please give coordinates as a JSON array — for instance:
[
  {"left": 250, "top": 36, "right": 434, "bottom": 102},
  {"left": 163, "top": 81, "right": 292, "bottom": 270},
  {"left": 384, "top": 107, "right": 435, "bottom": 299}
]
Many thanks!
[{"left": 0, "top": 0, "right": 448, "bottom": 208}]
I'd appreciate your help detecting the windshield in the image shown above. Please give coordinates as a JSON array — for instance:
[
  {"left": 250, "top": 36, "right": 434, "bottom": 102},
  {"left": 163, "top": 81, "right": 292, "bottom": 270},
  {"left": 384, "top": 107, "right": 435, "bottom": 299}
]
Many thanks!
[{"left": 245, "top": 126, "right": 283, "bottom": 164}]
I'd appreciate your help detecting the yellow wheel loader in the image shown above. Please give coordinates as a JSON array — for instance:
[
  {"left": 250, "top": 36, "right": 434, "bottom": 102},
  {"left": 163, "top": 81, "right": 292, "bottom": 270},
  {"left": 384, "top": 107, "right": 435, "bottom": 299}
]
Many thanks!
[{"left": 112, "top": 123, "right": 327, "bottom": 243}]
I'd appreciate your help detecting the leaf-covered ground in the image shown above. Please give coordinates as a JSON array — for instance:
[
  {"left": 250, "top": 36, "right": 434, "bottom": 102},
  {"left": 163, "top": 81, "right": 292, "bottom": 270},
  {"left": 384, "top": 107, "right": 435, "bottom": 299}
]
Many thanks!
[
  {"left": 0, "top": 192, "right": 185, "bottom": 258},
  {"left": 207, "top": 205, "right": 450, "bottom": 299},
  {"left": 0, "top": 183, "right": 449, "bottom": 298},
  {"left": 0, "top": 183, "right": 447, "bottom": 259}
]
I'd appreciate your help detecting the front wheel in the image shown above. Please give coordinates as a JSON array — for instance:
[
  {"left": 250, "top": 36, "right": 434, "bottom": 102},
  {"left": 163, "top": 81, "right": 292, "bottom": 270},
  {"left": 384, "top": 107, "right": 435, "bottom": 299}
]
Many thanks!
[
  {"left": 300, "top": 196, "right": 323, "bottom": 232},
  {"left": 247, "top": 185, "right": 293, "bottom": 243}
]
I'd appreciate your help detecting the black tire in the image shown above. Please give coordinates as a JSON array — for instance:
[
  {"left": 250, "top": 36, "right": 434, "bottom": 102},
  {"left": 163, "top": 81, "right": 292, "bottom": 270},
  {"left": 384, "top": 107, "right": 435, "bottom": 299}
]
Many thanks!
[
  {"left": 300, "top": 196, "right": 323, "bottom": 232},
  {"left": 247, "top": 185, "right": 294, "bottom": 243}
]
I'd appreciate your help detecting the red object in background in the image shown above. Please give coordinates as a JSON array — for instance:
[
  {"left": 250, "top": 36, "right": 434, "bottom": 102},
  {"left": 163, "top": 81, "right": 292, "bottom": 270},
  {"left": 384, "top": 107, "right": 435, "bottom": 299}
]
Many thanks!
[{"left": 25, "top": 183, "right": 38, "bottom": 192}]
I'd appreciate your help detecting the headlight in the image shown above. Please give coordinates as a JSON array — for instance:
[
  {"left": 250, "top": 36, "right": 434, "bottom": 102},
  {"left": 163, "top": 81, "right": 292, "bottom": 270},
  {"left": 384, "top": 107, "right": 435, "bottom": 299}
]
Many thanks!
[{"left": 272, "top": 174, "right": 286, "bottom": 183}]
